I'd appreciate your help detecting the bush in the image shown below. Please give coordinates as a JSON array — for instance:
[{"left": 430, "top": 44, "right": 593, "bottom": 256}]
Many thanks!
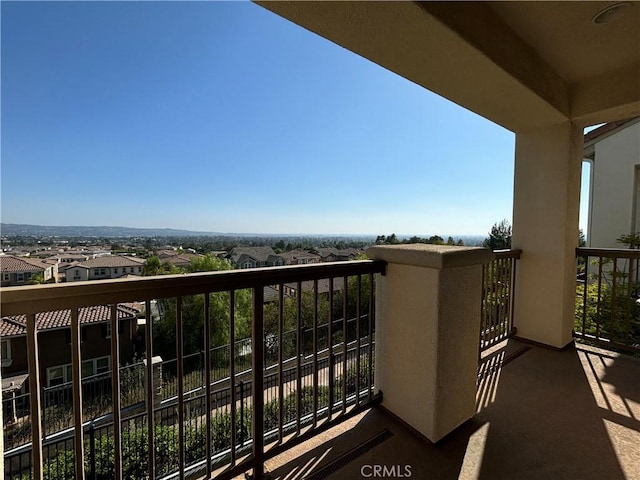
[{"left": 264, "top": 386, "right": 328, "bottom": 431}]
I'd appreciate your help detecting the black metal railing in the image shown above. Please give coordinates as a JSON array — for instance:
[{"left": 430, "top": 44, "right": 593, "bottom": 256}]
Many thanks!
[
  {"left": 480, "top": 249, "right": 521, "bottom": 352},
  {"left": 2, "top": 260, "right": 385, "bottom": 480},
  {"left": 575, "top": 248, "right": 640, "bottom": 354}
]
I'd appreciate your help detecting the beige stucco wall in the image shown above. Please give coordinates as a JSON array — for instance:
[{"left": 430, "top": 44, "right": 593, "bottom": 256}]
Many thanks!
[
  {"left": 588, "top": 120, "right": 640, "bottom": 248},
  {"left": 367, "top": 244, "right": 492, "bottom": 442},
  {"left": 512, "top": 121, "right": 583, "bottom": 348}
]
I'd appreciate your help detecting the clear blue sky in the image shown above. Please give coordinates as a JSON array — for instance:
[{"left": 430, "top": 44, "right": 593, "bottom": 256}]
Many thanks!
[{"left": 0, "top": 1, "right": 589, "bottom": 236}]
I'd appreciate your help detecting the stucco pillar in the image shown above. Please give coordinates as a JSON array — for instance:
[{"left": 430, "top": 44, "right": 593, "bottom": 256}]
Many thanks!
[
  {"left": 366, "top": 244, "right": 493, "bottom": 443},
  {"left": 512, "top": 121, "right": 583, "bottom": 348}
]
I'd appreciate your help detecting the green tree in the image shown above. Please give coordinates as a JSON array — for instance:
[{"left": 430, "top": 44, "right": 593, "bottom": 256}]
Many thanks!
[
  {"left": 483, "top": 219, "right": 512, "bottom": 250},
  {"left": 143, "top": 256, "right": 180, "bottom": 276},
  {"left": 151, "top": 254, "right": 251, "bottom": 362},
  {"left": 617, "top": 232, "right": 640, "bottom": 249},
  {"left": 187, "top": 254, "right": 234, "bottom": 273},
  {"left": 579, "top": 229, "right": 586, "bottom": 247},
  {"left": 26, "top": 273, "right": 45, "bottom": 285},
  {"left": 427, "top": 235, "right": 444, "bottom": 245}
]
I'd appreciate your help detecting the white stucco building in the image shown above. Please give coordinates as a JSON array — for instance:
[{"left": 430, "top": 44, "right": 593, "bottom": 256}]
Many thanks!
[{"left": 584, "top": 117, "right": 640, "bottom": 248}]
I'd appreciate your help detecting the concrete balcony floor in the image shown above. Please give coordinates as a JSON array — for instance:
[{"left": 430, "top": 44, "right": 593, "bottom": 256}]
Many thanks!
[{"left": 253, "top": 340, "right": 640, "bottom": 480}]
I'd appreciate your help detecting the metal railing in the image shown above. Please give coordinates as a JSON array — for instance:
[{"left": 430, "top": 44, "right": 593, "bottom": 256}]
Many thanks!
[
  {"left": 575, "top": 248, "right": 640, "bottom": 354},
  {"left": 2, "top": 260, "right": 385, "bottom": 480},
  {"left": 480, "top": 249, "right": 521, "bottom": 352}
]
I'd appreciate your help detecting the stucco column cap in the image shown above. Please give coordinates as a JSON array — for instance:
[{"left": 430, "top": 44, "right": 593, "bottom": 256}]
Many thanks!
[{"left": 366, "top": 244, "right": 494, "bottom": 269}]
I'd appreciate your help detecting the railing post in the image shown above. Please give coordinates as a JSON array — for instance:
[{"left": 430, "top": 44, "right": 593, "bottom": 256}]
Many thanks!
[
  {"left": 26, "top": 313, "right": 44, "bottom": 480},
  {"left": 252, "top": 287, "right": 265, "bottom": 479},
  {"left": 110, "top": 305, "right": 122, "bottom": 480},
  {"left": 89, "top": 422, "right": 96, "bottom": 480},
  {"left": 239, "top": 381, "right": 245, "bottom": 443},
  {"left": 70, "top": 308, "right": 85, "bottom": 480}
]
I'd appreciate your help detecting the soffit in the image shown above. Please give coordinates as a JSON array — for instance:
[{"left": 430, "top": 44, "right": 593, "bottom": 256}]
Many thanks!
[
  {"left": 488, "top": 1, "right": 640, "bottom": 85},
  {"left": 257, "top": 1, "right": 640, "bottom": 131}
]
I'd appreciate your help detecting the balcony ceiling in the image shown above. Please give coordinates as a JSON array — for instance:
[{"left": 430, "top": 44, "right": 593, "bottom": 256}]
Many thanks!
[
  {"left": 258, "top": 1, "right": 640, "bottom": 132},
  {"left": 489, "top": 1, "right": 638, "bottom": 85}
]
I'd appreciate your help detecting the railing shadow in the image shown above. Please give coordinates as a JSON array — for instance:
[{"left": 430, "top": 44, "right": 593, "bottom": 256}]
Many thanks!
[
  {"left": 263, "top": 340, "right": 638, "bottom": 480},
  {"left": 578, "top": 344, "right": 640, "bottom": 434},
  {"left": 475, "top": 340, "right": 633, "bottom": 480}
]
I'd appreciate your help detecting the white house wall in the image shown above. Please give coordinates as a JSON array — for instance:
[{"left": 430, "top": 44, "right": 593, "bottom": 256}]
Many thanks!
[{"left": 589, "top": 121, "right": 640, "bottom": 248}]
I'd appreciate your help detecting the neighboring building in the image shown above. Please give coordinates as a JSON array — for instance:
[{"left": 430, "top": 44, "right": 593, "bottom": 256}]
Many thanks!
[
  {"left": 313, "top": 248, "right": 363, "bottom": 262},
  {"left": 65, "top": 255, "right": 145, "bottom": 282},
  {"left": 0, "top": 255, "right": 58, "bottom": 286},
  {"left": 156, "top": 251, "right": 204, "bottom": 269},
  {"left": 584, "top": 117, "right": 640, "bottom": 248},
  {"left": 1, "top": 304, "right": 140, "bottom": 391},
  {"left": 52, "top": 253, "right": 94, "bottom": 264},
  {"left": 283, "top": 277, "right": 345, "bottom": 299},
  {"left": 279, "top": 250, "right": 321, "bottom": 266},
  {"left": 227, "top": 247, "right": 285, "bottom": 269},
  {"left": 156, "top": 249, "right": 180, "bottom": 259}
]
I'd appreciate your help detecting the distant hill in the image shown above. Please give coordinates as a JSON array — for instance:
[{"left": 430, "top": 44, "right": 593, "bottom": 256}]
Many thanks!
[
  {"left": 0, "top": 224, "right": 485, "bottom": 244},
  {"left": 0, "top": 223, "right": 220, "bottom": 238}
]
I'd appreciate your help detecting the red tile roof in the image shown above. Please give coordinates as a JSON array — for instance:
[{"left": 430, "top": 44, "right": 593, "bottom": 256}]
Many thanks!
[
  {"left": 76, "top": 256, "right": 144, "bottom": 268},
  {"left": 584, "top": 117, "right": 639, "bottom": 142},
  {"left": 0, "top": 256, "right": 50, "bottom": 273},
  {"left": 0, "top": 304, "right": 140, "bottom": 337}
]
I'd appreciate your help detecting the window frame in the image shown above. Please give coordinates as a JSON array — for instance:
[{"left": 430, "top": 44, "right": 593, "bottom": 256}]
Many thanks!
[{"left": 1, "top": 339, "right": 11, "bottom": 361}]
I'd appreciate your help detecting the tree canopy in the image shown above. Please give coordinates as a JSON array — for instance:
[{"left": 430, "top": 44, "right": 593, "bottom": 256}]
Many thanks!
[{"left": 483, "top": 220, "right": 512, "bottom": 250}]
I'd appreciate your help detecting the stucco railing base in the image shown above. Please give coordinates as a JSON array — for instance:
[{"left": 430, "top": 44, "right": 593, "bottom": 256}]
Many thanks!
[{"left": 366, "top": 244, "right": 494, "bottom": 442}]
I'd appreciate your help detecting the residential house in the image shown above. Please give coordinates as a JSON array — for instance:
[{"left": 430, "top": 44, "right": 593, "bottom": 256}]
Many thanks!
[
  {"left": 314, "top": 247, "right": 362, "bottom": 262},
  {"left": 0, "top": 256, "right": 58, "bottom": 286},
  {"left": 279, "top": 250, "right": 321, "bottom": 266},
  {"left": 283, "top": 277, "right": 345, "bottom": 300},
  {"left": 227, "top": 246, "right": 285, "bottom": 269},
  {"left": 1, "top": 304, "right": 140, "bottom": 391},
  {"left": 65, "top": 255, "right": 145, "bottom": 282},
  {"left": 584, "top": 117, "right": 640, "bottom": 248},
  {"left": 156, "top": 251, "right": 204, "bottom": 269},
  {"left": 51, "top": 253, "right": 94, "bottom": 264}
]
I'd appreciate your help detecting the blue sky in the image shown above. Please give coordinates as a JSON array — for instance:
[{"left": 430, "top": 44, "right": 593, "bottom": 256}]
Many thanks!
[{"left": 1, "top": 2, "right": 589, "bottom": 236}]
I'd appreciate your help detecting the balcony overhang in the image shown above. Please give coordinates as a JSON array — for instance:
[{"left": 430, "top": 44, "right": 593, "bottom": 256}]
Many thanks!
[{"left": 257, "top": 1, "right": 640, "bottom": 131}]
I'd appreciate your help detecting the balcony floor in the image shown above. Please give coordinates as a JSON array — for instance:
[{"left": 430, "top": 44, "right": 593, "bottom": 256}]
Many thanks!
[{"left": 256, "top": 340, "right": 640, "bottom": 480}]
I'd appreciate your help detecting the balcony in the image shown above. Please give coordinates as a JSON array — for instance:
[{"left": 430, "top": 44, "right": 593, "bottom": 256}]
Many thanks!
[
  {"left": 3, "top": 245, "right": 639, "bottom": 479},
  {"left": 2, "top": 259, "right": 385, "bottom": 480}
]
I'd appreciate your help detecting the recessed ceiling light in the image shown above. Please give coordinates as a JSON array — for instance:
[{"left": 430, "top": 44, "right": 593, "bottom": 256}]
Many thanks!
[{"left": 592, "top": 2, "right": 632, "bottom": 24}]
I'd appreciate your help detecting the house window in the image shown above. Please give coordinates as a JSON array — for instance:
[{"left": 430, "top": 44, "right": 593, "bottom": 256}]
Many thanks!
[
  {"left": 16, "top": 273, "right": 24, "bottom": 283},
  {"left": 47, "top": 356, "right": 110, "bottom": 386},
  {"left": 105, "top": 323, "right": 112, "bottom": 338},
  {"left": 114, "top": 268, "right": 119, "bottom": 274},
  {"left": 94, "top": 269, "right": 100, "bottom": 275},
  {"left": 47, "top": 365, "right": 73, "bottom": 387},
  {"left": 96, "top": 356, "right": 110, "bottom": 374},
  {"left": 2, "top": 273, "right": 9, "bottom": 281},
  {"left": 1, "top": 339, "right": 10, "bottom": 361},
  {"left": 82, "top": 360, "right": 95, "bottom": 377}
]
